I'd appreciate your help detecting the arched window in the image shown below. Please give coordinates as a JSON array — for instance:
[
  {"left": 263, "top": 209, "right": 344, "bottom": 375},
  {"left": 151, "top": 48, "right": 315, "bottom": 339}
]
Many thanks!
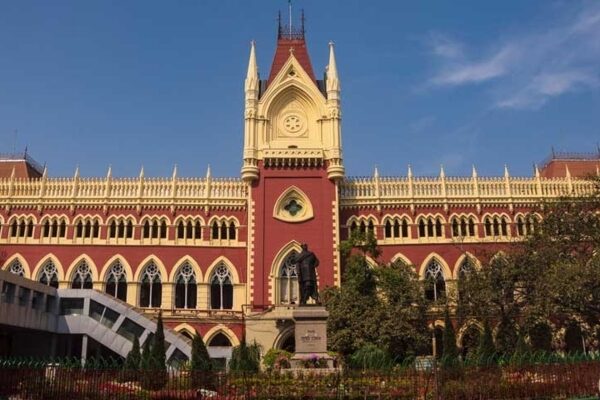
[
  {"left": 160, "top": 220, "right": 167, "bottom": 238},
  {"left": 43, "top": 220, "right": 51, "bottom": 237},
  {"left": 393, "top": 220, "right": 400, "bottom": 237},
  {"left": 516, "top": 216, "right": 525, "bottom": 236},
  {"left": 484, "top": 217, "right": 492, "bottom": 236},
  {"left": 39, "top": 261, "right": 59, "bottom": 288},
  {"left": 8, "top": 260, "right": 25, "bottom": 276},
  {"left": 175, "top": 262, "right": 197, "bottom": 309},
  {"left": 177, "top": 221, "right": 185, "bottom": 239},
  {"left": 452, "top": 219, "right": 459, "bottom": 237},
  {"left": 109, "top": 221, "right": 117, "bottom": 238},
  {"left": 418, "top": 220, "right": 426, "bottom": 237},
  {"left": 384, "top": 220, "right": 392, "bottom": 238},
  {"left": 468, "top": 217, "right": 475, "bottom": 236},
  {"left": 212, "top": 222, "right": 219, "bottom": 239},
  {"left": 209, "top": 332, "right": 232, "bottom": 347},
  {"left": 349, "top": 221, "right": 357, "bottom": 234},
  {"left": 71, "top": 261, "right": 93, "bottom": 289},
  {"left": 139, "top": 262, "right": 162, "bottom": 308},
  {"left": 105, "top": 261, "right": 127, "bottom": 302},
  {"left": 210, "top": 263, "right": 233, "bottom": 310},
  {"left": 143, "top": 221, "right": 151, "bottom": 238},
  {"left": 229, "top": 222, "right": 236, "bottom": 240},
  {"left": 279, "top": 251, "right": 299, "bottom": 305},
  {"left": 194, "top": 221, "right": 201, "bottom": 239},
  {"left": 458, "top": 258, "right": 474, "bottom": 279},
  {"left": 92, "top": 220, "right": 98, "bottom": 238},
  {"left": 424, "top": 259, "right": 446, "bottom": 301},
  {"left": 186, "top": 221, "right": 193, "bottom": 239}
]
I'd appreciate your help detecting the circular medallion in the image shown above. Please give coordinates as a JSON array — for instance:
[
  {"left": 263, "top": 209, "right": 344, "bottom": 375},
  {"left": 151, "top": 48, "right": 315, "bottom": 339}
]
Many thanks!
[{"left": 282, "top": 114, "right": 305, "bottom": 136}]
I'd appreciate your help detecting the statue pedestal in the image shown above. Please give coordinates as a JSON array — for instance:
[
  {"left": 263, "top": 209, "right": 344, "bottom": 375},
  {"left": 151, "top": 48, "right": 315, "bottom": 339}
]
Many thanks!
[{"left": 291, "top": 306, "right": 335, "bottom": 369}]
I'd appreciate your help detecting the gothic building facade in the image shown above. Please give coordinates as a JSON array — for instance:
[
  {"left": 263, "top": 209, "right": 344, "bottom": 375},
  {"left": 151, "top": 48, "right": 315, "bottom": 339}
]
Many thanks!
[{"left": 1, "top": 20, "right": 598, "bottom": 361}]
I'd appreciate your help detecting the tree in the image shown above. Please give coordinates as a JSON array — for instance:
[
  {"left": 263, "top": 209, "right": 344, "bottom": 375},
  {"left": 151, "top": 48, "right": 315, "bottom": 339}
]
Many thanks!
[
  {"left": 477, "top": 319, "right": 496, "bottom": 364},
  {"left": 140, "top": 312, "right": 167, "bottom": 390},
  {"left": 190, "top": 330, "right": 213, "bottom": 389},
  {"left": 229, "top": 339, "right": 260, "bottom": 373},
  {"left": 324, "top": 230, "right": 428, "bottom": 362},
  {"left": 441, "top": 306, "right": 458, "bottom": 363},
  {"left": 140, "top": 336, "right": 152, "bottom": 370},
  {"left": 122, "top": 336, "right": 141, "bottom": 381},
  {"left": 150, "top": 312, "right": 167, "bottom": 370},
  {"left": 190, "top": 330, "right": 212, "bottom": 372}
]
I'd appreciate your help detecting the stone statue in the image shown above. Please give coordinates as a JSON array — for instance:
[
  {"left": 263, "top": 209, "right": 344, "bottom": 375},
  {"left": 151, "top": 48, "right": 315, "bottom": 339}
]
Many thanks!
[{"left": 295, "top": 243, "right": 320, "bottom": 305}]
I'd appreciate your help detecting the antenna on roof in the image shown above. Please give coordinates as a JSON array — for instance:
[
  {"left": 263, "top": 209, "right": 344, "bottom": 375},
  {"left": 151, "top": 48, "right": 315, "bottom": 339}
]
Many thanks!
[
  {"left": 288, "top": 0, "right": 292, "bottom": 36},
  {"left": 301, "top": 9, "right": 305, "bottom": 35}
]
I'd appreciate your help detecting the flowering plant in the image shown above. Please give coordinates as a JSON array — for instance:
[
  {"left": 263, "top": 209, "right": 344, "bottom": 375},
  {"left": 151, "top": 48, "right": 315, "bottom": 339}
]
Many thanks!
[{"left": 301, "top": 354, "right": 328, "bottom": 368}]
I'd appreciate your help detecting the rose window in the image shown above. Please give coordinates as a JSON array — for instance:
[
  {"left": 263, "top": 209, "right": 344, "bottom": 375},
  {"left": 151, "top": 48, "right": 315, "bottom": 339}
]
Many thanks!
[{"left": 284, "top": 115, "right": 302, "bottom": 133}]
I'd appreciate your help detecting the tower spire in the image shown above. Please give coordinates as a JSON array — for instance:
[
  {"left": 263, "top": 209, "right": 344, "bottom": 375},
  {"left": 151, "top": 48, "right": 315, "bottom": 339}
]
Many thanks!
[
  {"left": 245, "top": 40, "right": 259, "bottom": 93},
  {"left": 326, "top": 41, "right": 340, "bottom": 93}
]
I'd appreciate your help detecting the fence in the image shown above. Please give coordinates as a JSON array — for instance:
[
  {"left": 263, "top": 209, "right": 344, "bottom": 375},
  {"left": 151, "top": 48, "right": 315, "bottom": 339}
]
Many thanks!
[{"left": 0, "top": 356, "right": 599, "bottom": 399}]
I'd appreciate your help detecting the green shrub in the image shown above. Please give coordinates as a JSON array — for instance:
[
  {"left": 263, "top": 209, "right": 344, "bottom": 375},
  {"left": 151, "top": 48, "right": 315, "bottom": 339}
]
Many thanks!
[
  {"left": 229, "top": 340, "right": 261, "bottom": 373},
  {"left": 262, "top": 348, "right": 292, "bottom": 370},
  {"left": 349, "top": 344, "right": 394, "bottom": 370}
]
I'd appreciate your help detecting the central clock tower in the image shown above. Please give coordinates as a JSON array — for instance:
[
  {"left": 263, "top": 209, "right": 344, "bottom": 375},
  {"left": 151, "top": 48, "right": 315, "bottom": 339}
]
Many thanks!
[{"left": 241, "top": 21, "right": 344, "bottom": 310}]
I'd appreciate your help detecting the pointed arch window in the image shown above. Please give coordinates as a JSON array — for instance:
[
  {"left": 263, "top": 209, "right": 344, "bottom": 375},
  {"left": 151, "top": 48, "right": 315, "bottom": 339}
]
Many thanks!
[
  {"left": 186, "top": 221, "right": 193, "bottom": 239},
  {"left": 210, "top": 263, "right": 233, "bottom": 310},
  {"left": 384, "top": 220, "right": 392, "bottom": 238},
  {"left": 8, "top": 260, "right": 24, "bottom": 277},
  {"left": 39, "top": 261, "right": 59, "bottom": 288},
  {"left": 139, "top": 262, "right": 162, "bottom": 308},
  {"left": 279, "top": 251, "right": 299, "bottom": 305},
  {"left": 105, "top": 261, "right": 127, "bottom": 302},
  {"left": 71, "top": 261, "right": 93, "bottom": 289},
  {"left": 208, "top": 332, "right": 232, "bottom": 347},
  {"left": 424, "top": 259, "right": 445, "bottom": 301},
  {"left": 175, "top": 262, "right": 197, "bottom": 309},
  {"left": 43, "top": 220, "right": 51, "bottom": 237}
]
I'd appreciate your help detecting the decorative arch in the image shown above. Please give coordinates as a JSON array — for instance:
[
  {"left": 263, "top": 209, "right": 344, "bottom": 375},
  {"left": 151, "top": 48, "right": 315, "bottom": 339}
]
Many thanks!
[
  {"left": 419, "top": 253, "right": 452, "bottom": 279},
  {"left": 452, "top": 252, "right": 481, "bottom": 280},
  {"left": 202, "top": 325, "right": 240, "bottom": 347},
  {"left": 139, "top": 215, "right": 171, "bottom": 224},
  {"left": 100, "top": 254, "right": 134, "bottom": 282},
  {"left": 390, "top": 252, "right": 413, "bottom": 266},
  {"left": 65, "top": 254, "right": 99, "bottom": 283},
  {"left": 365, "top": 255, "right": 378, "bottom": 269},
  {"left": 2, "top": 253, "right": 31, "bottom": 279},
  {"left": 273, "top": 325, "right": 296, "bottom": 351},
  {"left": 456, "top": 319, "right": 483, "bottom": 344},
  {"left": 134, "top": 255, "right": 168, "bottom": 282},
  {"left": 174, "top": 215, "right": 205, "bottom": 226},
  {"left": 273, "top": 186, "right": 314, "bottom": 223},
  {"left": 205, "top": 256, "right": 240, "bottom": 284},
  {"left": 269, "top": 240, "right": 302, "bottom": 278},
  {"left": 31, "top": 254, "right": 65, "bottom": 282},
  {"left": 7, "top": 213, "right": 38, "bottom": 224},
  {"left": 174, "top": 323, "right": 198, "bottom": 339},
  {"left": 261, "top": 74, "right": 327, "bottom": 120},
  {"left": 169, "top": 256, "right": 203, "bottom": 282},
  {"left": 416, "top": 213, "right": 446, "bottom": 224}
]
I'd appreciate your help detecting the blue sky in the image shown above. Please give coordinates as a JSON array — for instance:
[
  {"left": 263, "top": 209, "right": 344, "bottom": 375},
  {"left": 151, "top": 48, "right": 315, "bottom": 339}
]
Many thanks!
[{"left": 0, "top": 1, "right": 598, "bottom": 178}]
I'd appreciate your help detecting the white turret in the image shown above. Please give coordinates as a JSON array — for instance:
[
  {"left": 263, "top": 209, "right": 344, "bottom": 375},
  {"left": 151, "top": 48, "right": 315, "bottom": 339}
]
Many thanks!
[{"left": 242, "top": 41, "right": 260, "bottom": 182}]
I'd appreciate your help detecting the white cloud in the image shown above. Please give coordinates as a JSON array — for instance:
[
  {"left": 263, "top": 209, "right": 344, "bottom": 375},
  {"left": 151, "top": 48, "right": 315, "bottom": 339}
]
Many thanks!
[
  {"left": 497, "top": 70, "right": 598, "bottom": 109},
  {"left": 431, "top": 46, "right": 516, "bottom": 86},
  {"left": 426, "top": 2, "right": 600, "bottom": 109},
  {"left": 429, "top": 34, "right": 463, "bottom": 59}
]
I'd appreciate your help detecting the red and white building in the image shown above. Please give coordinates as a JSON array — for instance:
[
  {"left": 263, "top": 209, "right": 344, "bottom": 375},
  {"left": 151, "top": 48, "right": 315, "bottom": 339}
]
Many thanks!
[{"left": 1, "top": 19, "right": 598, "bottom": 359}]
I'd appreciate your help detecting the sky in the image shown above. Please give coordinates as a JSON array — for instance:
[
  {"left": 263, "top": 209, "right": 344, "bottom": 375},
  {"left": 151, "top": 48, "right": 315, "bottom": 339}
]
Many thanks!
[{"left": 0, "top": 0, "right": 599, "bottom": 178}]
